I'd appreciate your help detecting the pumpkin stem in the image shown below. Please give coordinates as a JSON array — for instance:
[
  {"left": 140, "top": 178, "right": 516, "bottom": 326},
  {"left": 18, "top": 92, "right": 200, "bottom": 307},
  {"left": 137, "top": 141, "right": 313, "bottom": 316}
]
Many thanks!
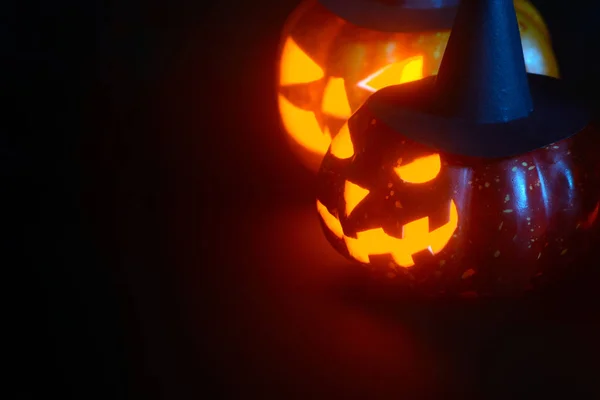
[{"left": 434, "top": 0, "right": 533, "bottom": 123}]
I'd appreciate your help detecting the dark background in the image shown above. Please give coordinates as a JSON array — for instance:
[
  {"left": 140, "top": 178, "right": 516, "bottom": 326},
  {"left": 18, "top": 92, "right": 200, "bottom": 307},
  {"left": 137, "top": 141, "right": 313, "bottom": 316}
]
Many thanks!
[{"left": 7, "top": 0, "right": 600, "bottom": 398}]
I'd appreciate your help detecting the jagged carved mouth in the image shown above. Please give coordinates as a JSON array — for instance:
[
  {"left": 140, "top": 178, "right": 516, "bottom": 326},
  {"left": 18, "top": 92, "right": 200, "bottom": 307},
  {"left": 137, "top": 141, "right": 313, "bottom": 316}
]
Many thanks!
[{"left": 317, "top": 199, "right": 458, "bottom": 268}]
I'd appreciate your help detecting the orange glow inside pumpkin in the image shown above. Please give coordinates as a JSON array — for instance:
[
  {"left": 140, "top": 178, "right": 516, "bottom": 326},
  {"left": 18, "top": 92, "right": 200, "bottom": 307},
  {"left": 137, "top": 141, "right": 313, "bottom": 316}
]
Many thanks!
[
  {"left": 279, "top": 1, "right": 559, "bottom": 172},
  {"left": 394, "top": 154, "right": 442, "bottom": 183},
  {"left": 279, "top": 37, "right": 324, "bottom": 85},
  {"left": 321, "top": 77, "right": 352, "bottom": 119},
  {"left": 344, "top": 180, "right": 370, "bottom": 216},
  {"left": 278, "top": 36, "right": 426, "bottom": 160},
  {"left": 317, "top": 150, "right": 459, "bottom": 268},
  {"left": 278, "top": 94, "right": 331, "bottom": 155},
  {"left": 358, "top": 56, "right": 424, "bottom": 92},
  {"left": 317, "top": 198, "right": 459, "bottom": 268},
  {"left": 330, "top": 121, "right": 354, "bottom": 159}
]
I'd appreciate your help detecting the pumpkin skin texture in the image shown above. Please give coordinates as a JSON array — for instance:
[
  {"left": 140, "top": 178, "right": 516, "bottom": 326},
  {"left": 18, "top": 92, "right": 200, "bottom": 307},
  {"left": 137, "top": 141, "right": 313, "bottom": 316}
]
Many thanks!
[
  {"left": 277, "top": 0, "right": 560, "bottom": 172},
  {"left": 316, "top": 107, "right": 600, "bottom": 297}
]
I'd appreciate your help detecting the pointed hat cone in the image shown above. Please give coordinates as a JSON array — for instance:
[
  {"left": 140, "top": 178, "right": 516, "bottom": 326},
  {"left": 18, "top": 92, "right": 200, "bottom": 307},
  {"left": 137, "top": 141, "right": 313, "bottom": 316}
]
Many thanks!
[
  {"left": 366, "top": 0, "right": 590, "bottom": 158},
  {"left": 434, "top": 0, "right": 533, "bottom": 123}
]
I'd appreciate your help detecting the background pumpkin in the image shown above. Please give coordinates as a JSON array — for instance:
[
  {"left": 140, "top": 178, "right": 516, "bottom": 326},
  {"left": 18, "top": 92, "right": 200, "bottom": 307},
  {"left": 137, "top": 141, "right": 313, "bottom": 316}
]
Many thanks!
[{"left": 277, "top": 0, "right": 560, "bottom": 172}]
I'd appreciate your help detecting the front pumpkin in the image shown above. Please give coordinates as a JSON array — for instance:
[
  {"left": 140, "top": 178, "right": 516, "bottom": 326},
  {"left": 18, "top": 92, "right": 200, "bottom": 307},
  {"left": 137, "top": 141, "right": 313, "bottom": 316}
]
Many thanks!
[
  {"left": 277, "top": 0, "right": 560, "bottom": 172},
  {"left": 316, "top": 108, "right": 600, "bottom": 296}
]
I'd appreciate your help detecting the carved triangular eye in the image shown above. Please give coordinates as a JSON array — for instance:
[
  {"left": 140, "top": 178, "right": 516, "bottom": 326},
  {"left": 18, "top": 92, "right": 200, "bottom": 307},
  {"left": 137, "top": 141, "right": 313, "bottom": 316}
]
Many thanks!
[
  {"left": 358, "top": 55, "right": 424, "bottom": 93},
  {"left": 344, "top": 180, "right": 370, "bottom": 217},
  {"left": 279, "top": 37, "right": 325, "bottom": 86},
  {"left": 394, "top": 154, "right": 441, "bottom": 183},
  {"left": 278, "top": 94, "right": 330, "bottom": 155}
]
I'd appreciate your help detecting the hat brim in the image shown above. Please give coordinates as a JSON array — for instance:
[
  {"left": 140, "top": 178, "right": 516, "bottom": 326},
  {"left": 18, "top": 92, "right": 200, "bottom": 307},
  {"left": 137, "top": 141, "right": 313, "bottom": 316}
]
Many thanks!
[{"left": 367, "top": 74, "right": 591, "bottom": 159}]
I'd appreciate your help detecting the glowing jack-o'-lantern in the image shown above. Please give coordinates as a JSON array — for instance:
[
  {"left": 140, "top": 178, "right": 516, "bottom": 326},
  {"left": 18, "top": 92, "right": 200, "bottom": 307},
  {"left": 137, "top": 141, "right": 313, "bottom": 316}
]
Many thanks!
[
  {"left": 317, "top": 109, "right": 600, "bottom": 296},
  {"left": 316, "top": 0, "right": 600, "bottom": 296},
  {"left": 318, "top": 148, "right": 459, "bottom": 269},
  {"left": 277, "top": 0, "right": 560, "bottom": 172}
]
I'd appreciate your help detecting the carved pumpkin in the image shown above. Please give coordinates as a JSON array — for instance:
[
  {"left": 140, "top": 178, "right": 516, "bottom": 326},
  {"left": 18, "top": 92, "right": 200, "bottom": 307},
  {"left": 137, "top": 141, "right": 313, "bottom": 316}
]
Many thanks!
[
  {"left": 277, "top": 0, "right": 560, "bottom": 172},
  {"left": 317, "top": 111, "right": 600, "bottom": 295},
  {"left": 315, "top": 0, "right": 600, "bottom": 296}
]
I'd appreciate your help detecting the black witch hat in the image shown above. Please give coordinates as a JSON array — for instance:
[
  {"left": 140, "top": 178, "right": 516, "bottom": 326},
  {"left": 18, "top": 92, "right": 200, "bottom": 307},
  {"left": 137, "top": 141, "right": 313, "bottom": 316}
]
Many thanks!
[{"left": 365, "top": 0, "right": 591, "bottom": 158}]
